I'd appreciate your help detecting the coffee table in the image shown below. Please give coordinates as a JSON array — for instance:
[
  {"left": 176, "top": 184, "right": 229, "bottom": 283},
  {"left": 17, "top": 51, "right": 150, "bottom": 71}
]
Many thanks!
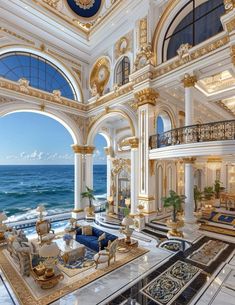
[{"left": 54, "top": 238, "right": 85, "bottom": 264}]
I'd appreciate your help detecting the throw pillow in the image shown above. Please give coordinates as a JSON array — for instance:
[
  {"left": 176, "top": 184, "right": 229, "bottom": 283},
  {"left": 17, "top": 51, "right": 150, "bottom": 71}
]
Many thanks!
[{"left": 82, "top": 225, "right": 92, "bottom": 236}]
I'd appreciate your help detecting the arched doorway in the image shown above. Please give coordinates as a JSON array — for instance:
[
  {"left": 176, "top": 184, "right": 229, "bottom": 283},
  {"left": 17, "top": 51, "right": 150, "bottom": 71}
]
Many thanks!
[{"left": 0, "top": 111, "right": 78, "bottom": 221}]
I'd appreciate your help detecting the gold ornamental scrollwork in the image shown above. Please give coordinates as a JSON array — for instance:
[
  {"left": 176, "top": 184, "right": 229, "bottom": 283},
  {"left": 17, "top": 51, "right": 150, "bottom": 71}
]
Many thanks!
[
  {"left": 183, "top": 157, "right": 196, "bottom": 164},
  {"left": 134, "top": 44, "right": 154, "bottom": 71},
  {"left": 119, "top": 137, "right": 139, "bottom": 149},
  {"left": 42, "top": 0, "right": 60, "bottom": 9},
  {"left": 226, "top": 18, "right": 235, "bottom": 33},
  {"left": 135, "top": 88, "right": 159, "bottom": 107},
  {"left": 182, "top": 74, "right": 197, "bottom": 88}
]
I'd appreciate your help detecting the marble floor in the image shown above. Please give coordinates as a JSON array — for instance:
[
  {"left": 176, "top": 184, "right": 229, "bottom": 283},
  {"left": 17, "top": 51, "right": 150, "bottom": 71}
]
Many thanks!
[{"left": 0, "top": 220, "right": 234, "bottom": 305}]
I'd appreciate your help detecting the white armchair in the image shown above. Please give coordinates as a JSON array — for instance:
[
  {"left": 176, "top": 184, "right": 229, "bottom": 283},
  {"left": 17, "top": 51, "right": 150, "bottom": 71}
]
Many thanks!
[{"left": 94, "top": 239, "right": 118, "bottom": 269}]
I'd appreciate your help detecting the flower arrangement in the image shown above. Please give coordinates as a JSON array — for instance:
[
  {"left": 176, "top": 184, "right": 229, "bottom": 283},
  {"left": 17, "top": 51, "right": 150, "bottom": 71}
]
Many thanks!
[{"left": 63, "top": 234, "right": 73, "bottom": 245}]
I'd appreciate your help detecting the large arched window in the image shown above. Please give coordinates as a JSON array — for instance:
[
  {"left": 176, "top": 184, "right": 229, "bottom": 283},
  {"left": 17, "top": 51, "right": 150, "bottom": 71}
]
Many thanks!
[
  {"left": 162, "top": 0, "right": 225, "bottom": 61},
  {"left": 0, "top": 52, "right": 77, "bottom": 100},
  {"left": 115, "top": 56, "right": 130, "bottom": 86}
]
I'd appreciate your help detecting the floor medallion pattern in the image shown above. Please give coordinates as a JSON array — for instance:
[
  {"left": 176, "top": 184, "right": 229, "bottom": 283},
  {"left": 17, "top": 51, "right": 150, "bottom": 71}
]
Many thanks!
[{"left": 141, "top": 261, "right": 201, "bottom": 305}]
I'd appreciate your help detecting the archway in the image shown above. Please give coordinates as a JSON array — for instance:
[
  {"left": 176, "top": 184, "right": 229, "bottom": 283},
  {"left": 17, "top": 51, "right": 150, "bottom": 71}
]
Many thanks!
[
  {"left": 0, "top": 111, "right": 79, "bottom": 221},
  {"left": 156, "top": 111, "right": 172, "bottom": 133}
]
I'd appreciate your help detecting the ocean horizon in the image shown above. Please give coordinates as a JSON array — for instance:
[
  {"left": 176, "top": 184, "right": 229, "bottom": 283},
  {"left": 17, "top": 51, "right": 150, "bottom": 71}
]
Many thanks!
[{"left": 0, "top": 164, "right": 107, "bottom": 222}]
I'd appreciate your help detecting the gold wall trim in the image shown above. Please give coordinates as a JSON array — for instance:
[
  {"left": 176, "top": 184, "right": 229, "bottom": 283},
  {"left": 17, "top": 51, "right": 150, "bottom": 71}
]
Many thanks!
[
  {"left": 0, "top": 27, "right": 35, "bottom": 45},
  {"left": 119, "top": 137, "right": 139, "bottom": 149},
  {"left": 138, "top": 196, "right": 155, "bottom": 201},
  {"left": 135, "top": 88, "right": 159, "bottom": 107}
]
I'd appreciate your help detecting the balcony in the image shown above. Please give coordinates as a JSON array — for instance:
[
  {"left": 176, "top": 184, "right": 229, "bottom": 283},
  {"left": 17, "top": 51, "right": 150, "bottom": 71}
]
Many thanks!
[
  {"left": 149, "top": 120, "right": 235, "bottom": 160},
  {"left": 150, "top": 120, "right": 235, "bottom": 149}
]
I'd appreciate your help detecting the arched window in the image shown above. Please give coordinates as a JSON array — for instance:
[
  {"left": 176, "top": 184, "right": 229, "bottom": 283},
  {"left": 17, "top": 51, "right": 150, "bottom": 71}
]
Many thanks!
[
  {"left": 156, "top": 112, "right": 172, "bottom": 134},
  {"left": 162, "top": 0, "right": 225, "bottom": 62},
  {"left": 115, "top": 56, "right": 130, "bottom": 86},
  {"left": 0, "top": 52, "right": 77, "bottom": 100}
]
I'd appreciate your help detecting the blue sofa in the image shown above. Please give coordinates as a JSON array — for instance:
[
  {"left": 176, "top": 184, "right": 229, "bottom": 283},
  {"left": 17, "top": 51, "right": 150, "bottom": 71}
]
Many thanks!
[{"left": 76, "top": 226, "right": 117, "bottom": 252}]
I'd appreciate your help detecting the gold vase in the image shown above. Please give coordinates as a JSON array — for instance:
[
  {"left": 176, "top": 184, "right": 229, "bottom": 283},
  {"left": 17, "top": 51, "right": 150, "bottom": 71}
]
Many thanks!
[{"left": 166, "top": 219, "right": 184, "bottom": 237}]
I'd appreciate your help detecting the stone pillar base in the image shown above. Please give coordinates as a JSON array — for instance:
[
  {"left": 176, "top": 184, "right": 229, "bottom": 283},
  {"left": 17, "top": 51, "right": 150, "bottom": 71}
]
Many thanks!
[{"left": 71, "top": 209, "right": 85, "bottom": 220}]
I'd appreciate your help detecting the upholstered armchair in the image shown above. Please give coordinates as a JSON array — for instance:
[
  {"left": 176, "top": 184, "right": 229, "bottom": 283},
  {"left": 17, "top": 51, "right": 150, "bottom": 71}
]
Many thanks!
[
  {"left": 36, "top": 219, "right": 55, "bottom": 244},
  {"left": 94, "top": 239, "right": 118, "bottom": 269}
]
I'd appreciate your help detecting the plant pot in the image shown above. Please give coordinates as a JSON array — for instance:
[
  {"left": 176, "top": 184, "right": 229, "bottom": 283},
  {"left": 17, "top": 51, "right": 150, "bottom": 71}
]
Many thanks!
[{"left": 166, "top": 219, "right": 184, "bottom": 237}]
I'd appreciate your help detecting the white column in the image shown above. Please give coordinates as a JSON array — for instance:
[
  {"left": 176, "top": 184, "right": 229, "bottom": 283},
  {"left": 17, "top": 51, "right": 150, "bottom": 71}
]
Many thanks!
[
  {"left": 136, "top": 88, "right": 158, "bottom": 219},
  {"left": 85, "top": 153, "right": 93, "bottom": 189},
  {"left": 183, "top": 74, "right": 197, "bottom": 126},
  {"left": 71, "top": 145, "right": 84, "bottom": 219},
  {"left": 104, "top": 147, "right": 112, "bottom": 197},
  {"left": 184, "top": 158, "right": 196, "bottom": 224},
  {"left": 130, "top": 141, "right": 139, "bottom": 215}
]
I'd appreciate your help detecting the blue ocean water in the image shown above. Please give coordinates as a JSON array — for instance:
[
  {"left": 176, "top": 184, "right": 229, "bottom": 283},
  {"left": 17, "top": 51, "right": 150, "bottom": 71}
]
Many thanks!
[{"left": 0, "top": 165, "right": 107, "bottom": 221}]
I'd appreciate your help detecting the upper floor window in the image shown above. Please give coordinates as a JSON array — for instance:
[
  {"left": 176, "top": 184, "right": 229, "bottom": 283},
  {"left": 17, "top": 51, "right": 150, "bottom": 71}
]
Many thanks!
[
  {"left": 163, "top": 0, "right": 225, "bottom": 62},
  {"left": 0, "top": 52, "right": 77, "bottom": 100},
  {"left": 115, "top": 56, "right": 130, "bottom": 86}
]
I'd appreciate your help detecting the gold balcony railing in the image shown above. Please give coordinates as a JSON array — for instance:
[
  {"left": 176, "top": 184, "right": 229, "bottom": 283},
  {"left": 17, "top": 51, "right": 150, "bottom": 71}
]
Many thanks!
[{"left": 150, "top": 120, "right": 235, "bottom": 149}]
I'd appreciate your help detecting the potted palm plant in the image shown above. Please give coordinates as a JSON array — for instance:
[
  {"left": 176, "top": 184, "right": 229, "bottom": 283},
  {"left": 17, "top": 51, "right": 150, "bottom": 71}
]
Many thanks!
[
  {"left": 162, "top": 190, "right": 186, "bottom": 237},
  {"left": 193, "top": 186, "right": 203, "bottom": 220},
  {"left": 214, "top": 180, "right": 224, "bottom": 207},
  {"left": 81, "top": 186, "right": 95, "bottom": 217}
]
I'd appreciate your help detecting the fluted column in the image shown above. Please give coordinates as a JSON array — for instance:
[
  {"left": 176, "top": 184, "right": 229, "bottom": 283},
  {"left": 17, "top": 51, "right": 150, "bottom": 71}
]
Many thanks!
[
  {"left": 129, "top": 138, "right": 139, "bottom": 215},
  {"left": 84, "top": 146, "right": 95, "bottom": 190},
  {"left": 71, "top": 145, "right": 83, "bottom": 218},
  {"left": 184, "top": 158, "right": 196, "bottom": 224},
  {"left": 135, "top": 88, "right": 158, "bottom": 218},
  {"left": 182, "top": 74, "right": 197, "bottom": 126}
]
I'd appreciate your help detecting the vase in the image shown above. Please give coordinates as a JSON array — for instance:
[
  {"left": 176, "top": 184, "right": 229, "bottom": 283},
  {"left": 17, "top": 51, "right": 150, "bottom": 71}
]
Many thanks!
[{"left": 166, "top": 219, "right": 184, "bottom": 237}]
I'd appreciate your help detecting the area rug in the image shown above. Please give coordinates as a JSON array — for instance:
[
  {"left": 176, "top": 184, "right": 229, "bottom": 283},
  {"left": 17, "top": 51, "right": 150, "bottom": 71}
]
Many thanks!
[
  {"left": 200, "top": 224, "right": 235, "bottom": 237},
  {"left": 141, "top": 261, "right": 201, "bottom": 305},
  {"left": 208, "top": 212, "right": 235, "bottom": 226},
  {"left": 0, "top": 246, "right": 148, "bottom": 305},
  {"left": 187, "top": 240, "right": 228, "bottom": 266},
  {"left": 58, "top": 247, "right": 96, "bottom": 277}
]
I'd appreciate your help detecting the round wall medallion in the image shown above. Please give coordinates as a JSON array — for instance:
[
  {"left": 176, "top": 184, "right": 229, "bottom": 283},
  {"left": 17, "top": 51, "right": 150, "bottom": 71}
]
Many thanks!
[
  {"left": 66, "top": 0, "right": 102, "bottom": 19},
  {"left": 90, "top": 57, "right": 110, "bottom": 96}
]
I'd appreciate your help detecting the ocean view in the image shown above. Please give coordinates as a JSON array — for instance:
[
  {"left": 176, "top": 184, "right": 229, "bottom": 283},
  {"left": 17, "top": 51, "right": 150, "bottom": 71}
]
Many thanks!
[{"left": 0, "top": 164, "right": 107, "bottom": 222}]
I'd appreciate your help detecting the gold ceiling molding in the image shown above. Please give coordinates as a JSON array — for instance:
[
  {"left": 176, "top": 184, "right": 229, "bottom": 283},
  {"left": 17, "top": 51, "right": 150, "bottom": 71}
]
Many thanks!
[
  {"left": 183, "top": 157, "right": 196, "bottom": 164},
  {"left": 152, "top": 0, "right": 181, "bottom": 65},
  {"left": 42, "top": 0, "right": 59, "bottom": 9},
  {"left": 0, "top": 27, "right": 35, "bottom": 45},
  {"left": 135, "top": 88, "right": 159, "bottom": 107},
  {"left": 182, "top": 74, "right": 197, "bottom": 88},
  {"left": 153, "top": 35, "right": 229, "bottom": 78},
  {"left": 90, "top": 56, "right": 111, "bottom": 97},
  {"left": 71, "top": 144, "right": 95, "bottom": 154},
  {"left": 216, "top": 100, "right": 235, "bottom": 117}
]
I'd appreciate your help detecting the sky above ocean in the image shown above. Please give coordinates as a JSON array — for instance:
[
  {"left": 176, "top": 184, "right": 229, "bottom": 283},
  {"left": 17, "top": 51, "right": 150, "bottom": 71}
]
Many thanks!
[{"left": 0, "top": 112, "right": 107, "bottom": 165}]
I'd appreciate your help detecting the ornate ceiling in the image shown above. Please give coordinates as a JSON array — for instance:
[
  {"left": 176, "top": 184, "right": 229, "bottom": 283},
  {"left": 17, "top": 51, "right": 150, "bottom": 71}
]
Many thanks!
[{"left": 66, "top": 0, "right": 102, "bottom": 19}]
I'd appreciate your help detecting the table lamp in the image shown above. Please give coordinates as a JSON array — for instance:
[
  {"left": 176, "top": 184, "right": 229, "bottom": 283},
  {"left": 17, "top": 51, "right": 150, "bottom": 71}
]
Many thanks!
[{"left": 121, "top": 216, "right": 134, "bottom": 243}]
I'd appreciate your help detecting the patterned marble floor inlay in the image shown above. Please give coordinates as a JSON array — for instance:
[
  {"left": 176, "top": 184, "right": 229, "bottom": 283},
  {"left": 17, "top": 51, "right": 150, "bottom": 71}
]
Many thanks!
[
  {"left": 188, "top": 240, "right": 228, "bottom": 266},
  {"left": 141, "top": 261, "right": 201, "bottom": 305}
]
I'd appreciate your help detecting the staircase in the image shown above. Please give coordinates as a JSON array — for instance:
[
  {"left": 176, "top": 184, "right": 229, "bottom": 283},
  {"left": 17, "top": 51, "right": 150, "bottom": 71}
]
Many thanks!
[{"left": 142, "top": 221, "right": 169, "bottom": 241}]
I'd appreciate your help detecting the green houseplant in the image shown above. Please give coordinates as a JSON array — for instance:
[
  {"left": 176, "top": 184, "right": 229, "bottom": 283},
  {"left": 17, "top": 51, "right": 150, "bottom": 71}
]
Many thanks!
[
  {"left": 162, "top": 190, "right": 186, "bottom": 237},
  {"left": 214, "top": 180, "right": 223, "bottom": 199},
  {"left": 203, "top": 186, "right": 214, "bottom": 201},
  {"left": 194, "top": 185, "right": 203, "bottom": 212},
  {"left": 81, "top": 186, "right": 95, "bottom": 216}
]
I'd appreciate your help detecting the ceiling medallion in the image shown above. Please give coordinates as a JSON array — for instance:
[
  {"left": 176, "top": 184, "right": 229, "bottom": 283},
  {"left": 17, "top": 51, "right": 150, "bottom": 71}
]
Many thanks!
[{"left": 74, "top": 0, "right": 95, "bottom": 10}]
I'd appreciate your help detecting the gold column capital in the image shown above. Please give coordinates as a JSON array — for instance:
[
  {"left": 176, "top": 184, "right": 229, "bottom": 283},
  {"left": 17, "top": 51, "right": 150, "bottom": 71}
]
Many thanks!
[
  {"left": 224, "top": 0, "right": 235, "bottom": 13},
  {"left": 182, "top": 74, "right": 197, "bottom": 87},
  {"left": 71, "top": 144, "right": 95, "bottom": 154},
  {"left": 183, "top": 157, "right": 196, "bottom": 164},
  {"left": 134, "top": 88, "right": 159, "bottom": 107}
]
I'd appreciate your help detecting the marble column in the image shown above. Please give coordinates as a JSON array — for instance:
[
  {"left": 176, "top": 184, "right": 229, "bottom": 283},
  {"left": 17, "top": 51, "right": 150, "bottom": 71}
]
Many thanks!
[
  {"left": 104, "top": 147, "right": 112, "bottom": 197},
  {"left": 129, "top": 138, "right": 139, "bottom": 216},
  {"left": 184, "top": 158, "right": 196, "bottom": 224},
  {"left": 135, "top": 88, "right": 158, "bottom": 221},
  {"left": 84, "top": 146, "right": 95, "bottom": 206},
  {"left": 71, "top": 145, "right": 84, "bottom": 219},
  {"left": 182, "top": 74, "right": 197, "bottom": 126}
]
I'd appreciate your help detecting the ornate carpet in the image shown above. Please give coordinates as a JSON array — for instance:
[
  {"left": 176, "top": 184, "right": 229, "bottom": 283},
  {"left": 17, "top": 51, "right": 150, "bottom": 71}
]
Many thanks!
[
  {"left": 187, "top": 240, "right": 228, "bottom": 266},
  {"left": 141, "top": 261, "right": 201, "bottom": 305},
  {"left": 0, "top": 246, "right": 148, "bottom": 305},
  {"left": 208, "top": 212, "right": 235, "bottom": 226}
]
